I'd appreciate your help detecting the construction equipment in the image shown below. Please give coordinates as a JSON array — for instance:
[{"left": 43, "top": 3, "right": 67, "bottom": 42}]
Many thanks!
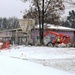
[{"left": 43, "top": 30, "right": 70, "bottom": 47}]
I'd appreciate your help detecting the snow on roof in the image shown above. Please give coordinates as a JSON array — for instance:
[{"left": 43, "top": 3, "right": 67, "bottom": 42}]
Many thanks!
[
  {"left": 46, "top": 24, "right": 75, "bottom": 31},
  {"left": 35, "top": 24, "right": 75, "bottom": 31}
]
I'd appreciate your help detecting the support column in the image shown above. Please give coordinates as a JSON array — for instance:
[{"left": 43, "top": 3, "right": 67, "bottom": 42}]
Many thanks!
[{"left": 15, "top": 30, "right": 18, "bottom": 44}]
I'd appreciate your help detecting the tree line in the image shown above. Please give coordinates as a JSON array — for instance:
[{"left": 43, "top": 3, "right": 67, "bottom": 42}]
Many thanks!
[{"left": 0, "top": 17, "right": 19, "bottom": 30}]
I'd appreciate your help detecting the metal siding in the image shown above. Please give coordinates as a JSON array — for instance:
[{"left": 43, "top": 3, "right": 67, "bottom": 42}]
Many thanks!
[{"left": 0, "top": 32, "right": 12, "bottom": 37}]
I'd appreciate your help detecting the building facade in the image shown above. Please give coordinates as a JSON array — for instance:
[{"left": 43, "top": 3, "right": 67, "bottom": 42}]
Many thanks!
[{"left": 0, "top": 20, "right": 75, "bottom": 46}]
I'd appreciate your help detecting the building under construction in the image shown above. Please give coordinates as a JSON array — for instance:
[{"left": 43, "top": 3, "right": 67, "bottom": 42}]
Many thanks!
[{"left": 0, "top": 19, "right": 35, "bottom": 45}]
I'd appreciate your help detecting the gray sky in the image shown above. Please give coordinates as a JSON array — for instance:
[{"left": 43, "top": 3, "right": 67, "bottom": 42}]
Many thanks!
[{"left": 0, "top": 0, "right": 30, "bottom": 19}]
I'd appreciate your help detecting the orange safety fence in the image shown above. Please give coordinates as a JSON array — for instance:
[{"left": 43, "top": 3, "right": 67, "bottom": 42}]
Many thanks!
[{"left": 0, "top": 41, "right": 10, "bottom": 50}]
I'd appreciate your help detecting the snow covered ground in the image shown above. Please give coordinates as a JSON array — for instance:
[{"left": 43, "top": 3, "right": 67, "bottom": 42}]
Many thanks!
[{"left": 0, "top": 45, "right": 75, "bottom": 75}]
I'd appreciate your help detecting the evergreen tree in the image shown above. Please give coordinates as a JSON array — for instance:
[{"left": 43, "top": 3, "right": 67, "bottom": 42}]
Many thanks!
[
  {"left": 62, "top": 10, "right": 75, "bottom": 28},
  {"left": 67, "top": 10, "right": 75, "bottom": 28}
]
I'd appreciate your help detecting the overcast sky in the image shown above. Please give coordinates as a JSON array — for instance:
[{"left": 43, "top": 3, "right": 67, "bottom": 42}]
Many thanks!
[
  {"left": 0, "top": 0, "right": 75, "bottom": 19},
  {"left": 0, "top": 0, "right": 30, "bottom": 19}
]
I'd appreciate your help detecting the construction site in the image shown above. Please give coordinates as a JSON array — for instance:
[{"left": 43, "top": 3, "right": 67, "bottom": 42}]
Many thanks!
[
  {"left": 0, "top": 19, "right": 75, "bottom": 49},
  {"left": 0, "top": 19, "right": 75, "bottom": 75}
]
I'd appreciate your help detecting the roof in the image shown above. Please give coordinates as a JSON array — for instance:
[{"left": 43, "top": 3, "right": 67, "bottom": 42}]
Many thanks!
[
  {"left": 47, "top": 24, "right": 75, "bottom": 31},
  {"left": 35, "top": 24, "right": 75, "bottom": 31},
  {"left": 0, "top": 28, "right": 22, "bottom": 32}
]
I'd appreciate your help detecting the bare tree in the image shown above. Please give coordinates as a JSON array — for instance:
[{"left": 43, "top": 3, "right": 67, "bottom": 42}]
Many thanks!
[{"left": 21, "top": 0, "right": 65, "bottom": 45}]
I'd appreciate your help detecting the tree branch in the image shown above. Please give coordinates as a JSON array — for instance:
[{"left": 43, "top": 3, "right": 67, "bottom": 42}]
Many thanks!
[{"left": 44, "top": 0, "right": 52, "bottom": 14}]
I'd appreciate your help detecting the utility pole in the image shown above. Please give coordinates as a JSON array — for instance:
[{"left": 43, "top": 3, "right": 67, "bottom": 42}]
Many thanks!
[{"left": 41, "top": 0, "right": 44, "bottom": 45}]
